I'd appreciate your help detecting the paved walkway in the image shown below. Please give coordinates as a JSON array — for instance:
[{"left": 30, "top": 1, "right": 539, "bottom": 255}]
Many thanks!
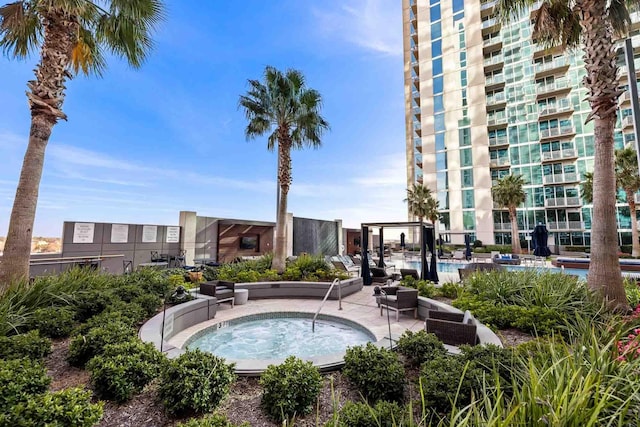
[{"left": 169, "top": 286, "right": 425, "bottom": 350}]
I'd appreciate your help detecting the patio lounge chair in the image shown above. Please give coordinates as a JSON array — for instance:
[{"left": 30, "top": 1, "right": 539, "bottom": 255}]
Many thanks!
[
  {"left": 425, "top": 309, "right": 477, "bottom": 346},
  {"left": 200, "top": 280, "right": 235, "bottom": 307},
  {"left": 370, "top": 267, "right": 393, "bottom": 284},
  {"left": 458, "top": 262, "right": 503, "bottom": 282},
  {"left": 400, "top": 268, "right": 419, "bottom": 280},
  {"left": 331, "top": 256, "right": 359, "bottom": 276},
  {"left": 452, "top": 250, "right": 466, "bottom": 262},
  {"left": 493, "top": 254, "right": 521, "bottom": 265},
  {"left": 378, "top": 285, "right": 419, "bottom": 321}
]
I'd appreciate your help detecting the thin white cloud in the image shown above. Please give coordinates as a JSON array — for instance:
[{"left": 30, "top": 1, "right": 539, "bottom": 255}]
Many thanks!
[{"left": 311, "top": 0, "right": 402, "bottom": 56}]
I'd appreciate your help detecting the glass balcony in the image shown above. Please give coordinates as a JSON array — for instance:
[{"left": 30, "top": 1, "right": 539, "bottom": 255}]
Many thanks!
[
  {"left": 622, "top": 115, "right": 635, "bottom": 129},
  {"left": 490, "top": 158, "right": 511, "bottom": 168},
  {"left": 485, "top": 74, "right": 504, "bottom": 86},
  {"left": 536, "top": 80, "right": 570, "bottom": 96},
  {"left": 543, "top": 172, "right": 579, "bottom": 185},
  {"left": 544, "top": 196, "right": 581, "bottom": 208},
  {"left": 482, "top": 17, "right": 499, "bottom": 29},
  {"left": 534, "top": 57, "right": 569, "bottom": 75},
  {"left": 489, "top": 136, "right": 509, "bottom": 146},
  {"left": 412, "top": 106, "right": 421, "bottom": 116},
  {"left": 486, "top": 92, "right": 506, "bottom": 106},
  {"left": 539, "top": 126, "right": 575, "bottom": 140},
  {"left": 548, "top": 221, "right": 584, "bottom": 230},
  {"left": 540, "top": 148, "right": 578, "bottom": 162},
  {"left": 487, "top": 116, "right": 508, "bottom": 126},
  {"left": 484, "top": 54, "right": 504, "bottom": 66},
  {"left": 483, "top": 34, "right": 502, "bottom": 47},
  {"left": 538, "top": 99, "right": 573, "bottom": 118}
]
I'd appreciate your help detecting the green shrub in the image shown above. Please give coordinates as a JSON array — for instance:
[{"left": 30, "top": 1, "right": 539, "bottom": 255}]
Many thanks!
[
  {"left": 131, "top": 293, "right": 162, "bottom": 318},
  {"left": 260, "top": 356, "right": 323, "bottom": 421},
  {"left": 327, "top": 400, "right": 407, "bottom": 427},
  {"left": 104, "top": 301, "right": 147, "bottom": 324},
  {"left": 202, "top": 265, "right": 219, "bottom": 281},
  {"left": 259, "top": 269, "right": 280, "bottom": 281},
  {"left": 5, "top": 387, "right": 103, "bottom": 427},
  {"left": 419, "top": 355, "right": 484, "bottom": 413},
  {"left": 343, "top": 343, "right": 405, "bottom": 402},
  {"left": 0, "top": 358, "right": 50, "bottom": 412},
  {"left": 67, "top": 321, "right": 136, "bottom": 367},
  {"left": 235, "top": 270, "right": 261, "bottom": 283},
  {"left": 0, "top": 330, "right": 52, "bottom": 360},
  {"left": 87, "top": 340, "right": 165, "bottom": 402},
  {"left": 168, "top": 274, "right": 186, "bottom": 288},
  {"left": 401, "top": 277, "right": 437, "bottom": 298},
  {"left": 459, "top": 344, "right": 517, "bottom": 391},
  {"left": 282, "top": 266, "right": 302, "bottom": 281},
  {"left": 396, "top": 330, "right": 447, "bottom": 366},
  {"left": 439, "top": 282, "right": 463, "bottom": 299},
  {"left": 159, "top": 349, "right": 235, "bottom": 416},
  {"left": 75, "top": 308, "right": 143, "bottom": 335},
  {"left": 110, "top": 284, "right": 146, "bottom": 303},
  {"left": 27, "top": 306, "right": 76, "bottom": 338},
  {"left": 73, "top": 289, "right": 116, "bottom": 322},
  {"left": 176, "top": 413, "right": 250, "bottom": 427},
  {"left": 129, "top": 269, "right": 172, "bottom": 297},
  {"left": 289, "top": 254, "right": 330, "bottom": 277},
  {"left": 624, "top": 278, "right": 640, "bottom": 308},
  {"left": 472, "top": 240, "right": 483, "bottom": 248}
]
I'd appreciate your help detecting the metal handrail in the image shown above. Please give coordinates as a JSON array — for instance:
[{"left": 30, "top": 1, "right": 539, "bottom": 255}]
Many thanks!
[{"left": 312, "top": 278, "right": 342, "bottom": 332}]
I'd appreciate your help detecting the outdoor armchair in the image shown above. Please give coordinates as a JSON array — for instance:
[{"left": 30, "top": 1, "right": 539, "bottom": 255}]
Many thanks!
[
  {"left": 370, "top": 267, "right": 393, "bottom": 284},
  {"left": 425, "top": 309, "right": 477, "bottom": 346},
  {"left": 378, "top": 285, "right": 418, "bottom": 321},
  {"left": 200, "top": 280, "right": 235, "bottom": 307}
]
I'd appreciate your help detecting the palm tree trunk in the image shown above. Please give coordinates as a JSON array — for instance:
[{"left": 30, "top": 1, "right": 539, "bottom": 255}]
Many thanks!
[
  {"left": 627, "top": 192, "right": 640, "bottom": 257},
  {"left": 272, "top": 135, "right": 293, "bottom": 273},
  {"left": 0, "top": 12, "right": 76, "bottom": 288},
  {"left": 509, "top": 206, "right": 521, "bottom": 255},
  {"left": 578, "top": 0, "right": 627, "bottom": 310}
]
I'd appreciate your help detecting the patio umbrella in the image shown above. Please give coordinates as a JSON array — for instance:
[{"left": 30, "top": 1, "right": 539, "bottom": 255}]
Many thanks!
[
  {"left": 421, "top": 225, "right": 430, "bottom": 280},
  {"left": 532, "top": 223, "right": 551, "bottom": 257},
  {"left": 426, "top": 228, "right": 439, "bottom": 283},
  {"left": 378, "top": 230, "right": 385, "bottom": 268},
  {"left": 400, "top": 232, "right": 405, "bottom": 249},
  {"left": 464, "top": 234, "right": 472, "bottom": 261},
  {"left": 360, "top": 226, "right": 372, "bottom": 285}
]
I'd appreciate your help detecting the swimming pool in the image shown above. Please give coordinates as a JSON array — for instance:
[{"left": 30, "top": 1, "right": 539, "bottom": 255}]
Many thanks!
[{"left": 185, "top": 312, "right": 375, "bottom": 361}]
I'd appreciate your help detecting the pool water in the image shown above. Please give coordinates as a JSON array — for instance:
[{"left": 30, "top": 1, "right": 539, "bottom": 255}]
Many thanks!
[{"left": 187, "top": 316, "right": 374, "bottom": 360}]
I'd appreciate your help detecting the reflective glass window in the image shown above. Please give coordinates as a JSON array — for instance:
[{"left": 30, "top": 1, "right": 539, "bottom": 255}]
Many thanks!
[{"left": 430, "top": 5, "right": 441, "bottom": 21}]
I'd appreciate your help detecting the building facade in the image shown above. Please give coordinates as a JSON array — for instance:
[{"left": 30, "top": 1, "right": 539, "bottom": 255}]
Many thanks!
[{"left": 403, "top": 0, "right": 640, "bottom": 250}]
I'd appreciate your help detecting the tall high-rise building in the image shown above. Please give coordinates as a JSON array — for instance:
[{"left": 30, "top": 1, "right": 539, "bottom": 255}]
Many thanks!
[{"left": 403, "top": 0, "right": 640, "bottom": 250}]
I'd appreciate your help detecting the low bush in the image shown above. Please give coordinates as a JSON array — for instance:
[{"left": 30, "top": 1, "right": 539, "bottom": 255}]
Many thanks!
[
  {"left": 459, "top": 344, "right": 518, "bottom": 390},
  {"left": 327, "top": 400, "right": 408, "bottom": 427},
  {"left": 132, "top": 294, "right": 163, "bottom": 318},
  {"left": 396, "top": 330, "right": 447, "bottom": 366},
  {"left": 0, "top": 330, "right": 52, "bottom": 360},
  {"left": 176, "top": 414, "right": 250, "bottom": 427},
  {"left": 110, "top": 284, "right": 146, "bottom": 303},
  {"left": 260, "top": 356, "right": 323, "bottom": 421},
  {"left": 27, "top": 306, "right": 76, "bottom": 338},
  {"left": 76, "top": 308, "right": 143, "bottom": 335},
  {"left": 104, "top": 301, "right": 147, "bottom": 324},
  {"left": 343, "top": 343, "right": 405, "bottom": 402},
  {"left": 73, "top": 289, "right": 116, "bottom": 322},
  {"left": 419, "top": 355, "right": 485, "bottom": 413},
  {"left": 0, "top": 358, "right": 50, "bottom": 412},
  {"left": 5, "top": 387, "right": 103, "bottom": 427},
  {"left": 624, "top": 279, "right": 640, "bottom": 308},
  {"left": 67, "top": 321, "right": 136, "bottom": 367},
  {"left": 159, "top": 350, "right": 235, "bottom": 416},
  {"left": 439, "top": 282, "right": 463, "bottom": 299},
  {"left": 400, "top": 277, "right": 437, "bottom": 298},
  {"left": 87, "top": 340, "right": 165, "bottom": 402}
]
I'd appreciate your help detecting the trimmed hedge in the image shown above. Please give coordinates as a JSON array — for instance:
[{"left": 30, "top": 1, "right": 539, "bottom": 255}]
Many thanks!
[
  {"left": 343, "top": 343, "right": 405, "bottom": 402},
  {"left": 0, "top": 358, "right": 50, "bottom": 412},
  {"left": 27, "top": 307, "right": 76, "bottom": 338},
  {"left": 0, "top": 330, "right": 52, "bottom": 361},
  {"left": 67, "top": 321, "right": 136, "bottom": 367}
]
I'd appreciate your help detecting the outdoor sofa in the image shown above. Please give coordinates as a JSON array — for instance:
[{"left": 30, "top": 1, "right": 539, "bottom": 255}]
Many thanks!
[{"left": 200, "top": 280, "right": 236, "bottom": 307}]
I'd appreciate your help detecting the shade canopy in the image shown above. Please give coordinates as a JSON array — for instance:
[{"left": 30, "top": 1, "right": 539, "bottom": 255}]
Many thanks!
[{"left": 532, "top": 223, "right": 551, "bottom": 257}]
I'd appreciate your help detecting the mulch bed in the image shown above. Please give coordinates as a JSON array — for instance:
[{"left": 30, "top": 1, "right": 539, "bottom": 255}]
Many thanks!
[{"left": 41, "top": 327, "right": 535, "bottom": 426}]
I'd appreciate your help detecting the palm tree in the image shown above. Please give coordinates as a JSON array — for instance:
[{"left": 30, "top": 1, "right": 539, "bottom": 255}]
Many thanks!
[
  {"left": 0, "top": 1, "right": 164, "bottom": 287},
  {"left": 495, "top": 0, "right": 630, "bottom": 309},
  {"left": 492, "top": 174, "right": 526, "bottom": 255},
  {"left": 239, "top": 66, "right": 329, "bottom": 273},
  {"left": 581, "top": 148, "right": 640, "bottom": 257},
  {"left": 615, "top": 147, "right": 640, "bottom": 257},
  {"left": 404, "top": 184, "right": 438, "bottom": 249}
]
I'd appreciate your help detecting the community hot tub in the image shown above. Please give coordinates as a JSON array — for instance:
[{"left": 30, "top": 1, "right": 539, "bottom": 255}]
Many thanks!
[{"left": 183, "top": 312, "right": 377, "bottom": 375}]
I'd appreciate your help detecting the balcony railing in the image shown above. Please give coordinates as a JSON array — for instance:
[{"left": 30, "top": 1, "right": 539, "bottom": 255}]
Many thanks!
[
  {"left": 534, "top": 58, "right": 569, "bottom": 74},
  {"left": 548, "top": 221, "right": 584, "bottom": 230},
  {"left": 487, "top": 116, "right": 508, "bottom": 126},
  {"left": 483, "top": 34, "right": 502, "bottom": 47},
  {"left": 486, "top": 93, "right": 506, "bottom": 105},
  {"left": 413, "top": 106, "right": 421, "bottom": 116},
  {"left": 539, "top": 126, "right": 575, "bottom": 139},
  {"left": 536, "top": 80, "right": 570, "bottom": 94},
  {"left": 481, "top": 0, "right": 496, "bottom": 11},
  {"left": 484, "top": 54, "right": 504, "bottom": 66},
  {"left": 490, "top": 158, "right": 511, "bottom": 168},
  {"left": 538, "top": 102, "right": 573, "bottom": 117},
  {"left": 482, "top": 17, "right": 499, "bottom": 29},
  {"left": 543, "top": 172, "right": 578, "bottom": 185},
  {"left": 489, "top": 136, "right": 509, "bottom": 146},
  {"left": 541, "top": 148, "right": 577, "bottom": 161},
  {"left": 485, "top": 75, "right": 504, "bottom": 86},
  {"left": 544, "top": 196, "right": 581, "bottom": 208},
  {"left": 493, "top": 222, "right": 512, "bottom": 230},
  {"left": 622, "top": 115, "right": 635, "bottom": 129}
]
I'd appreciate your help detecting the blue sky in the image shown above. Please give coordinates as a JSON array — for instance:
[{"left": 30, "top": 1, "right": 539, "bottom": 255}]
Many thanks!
[{"left": 0, "top": 0, "right": 407, "bottom": 237}]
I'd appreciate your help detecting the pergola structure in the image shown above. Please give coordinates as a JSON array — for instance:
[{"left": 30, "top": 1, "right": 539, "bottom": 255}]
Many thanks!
[{"left": 360, "top": 221, "right": 438, "bottom": 285}]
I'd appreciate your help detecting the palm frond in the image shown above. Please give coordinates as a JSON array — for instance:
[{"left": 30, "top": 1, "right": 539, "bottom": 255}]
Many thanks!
[
  {"left": 533, "top": 0, "right": 581, "bottom": 49},
  {"left": 492, "top": 174, "right": 526, "bottom": 210},
  {"left": 609, "top": 0, "right": 632, "bottom": 36},
  {"left": 495, "top": 0, "right": 537, "bottom": 23},
  {"left": 71, "top": 25, "right": 106, "bottom": 76},
  {"left": 0, "top": 1, "right": 41, "bottom": 58}
]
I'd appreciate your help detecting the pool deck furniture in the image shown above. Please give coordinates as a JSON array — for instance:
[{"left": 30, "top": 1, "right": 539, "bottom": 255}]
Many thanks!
[
  {"left": 425, "top": 309, "right": 477, "bottom": 346},
  {"left": 471, "top": 253, "right": 493, "bottom": 263},
  {"left": 378, "top": 285, "right": 419, "bottom": 321},
  {"left": 200, "top": 280, "right": 236, "bottom": 307},
  {"left": 553, "top": 257, "right": 640, "bottom": 271},
  {"left": 458, "top": 262, "right": 503, "bottom": 281},
  {"left": 234, "top": 288, "right": 249, "bottom": 305},
  {"left": 371, "top": 267, "right": 393, "bottom": 284},
  {"left": 493, "top": 254, "right": 521, "bottom": 265},
  {"left": 399, "top": 268, "right": 420, "bottom": 280}
]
